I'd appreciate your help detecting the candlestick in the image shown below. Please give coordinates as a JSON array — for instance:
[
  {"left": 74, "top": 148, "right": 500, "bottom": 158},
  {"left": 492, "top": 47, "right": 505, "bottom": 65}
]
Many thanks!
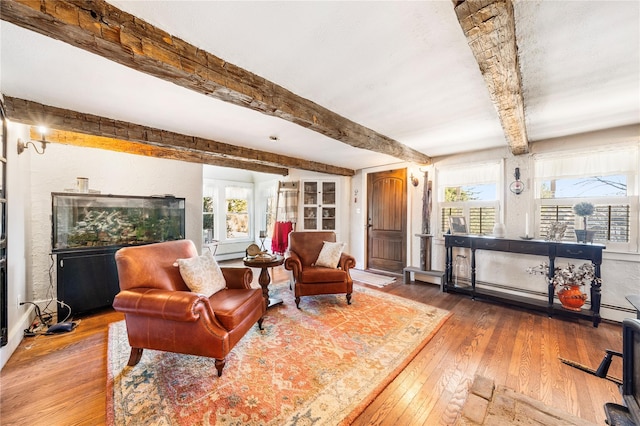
[{"left": 525, "top": 213, "right": 529, "bottom": 237}]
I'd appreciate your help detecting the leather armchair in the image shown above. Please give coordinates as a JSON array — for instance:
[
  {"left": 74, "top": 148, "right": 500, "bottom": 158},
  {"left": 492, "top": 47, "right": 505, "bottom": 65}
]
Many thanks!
[
  {"left": 284, "top": 231, "right": 356, "bottom": 308},
  {"left": 112, "top": 240, "right": 266, "bottom": 376}
]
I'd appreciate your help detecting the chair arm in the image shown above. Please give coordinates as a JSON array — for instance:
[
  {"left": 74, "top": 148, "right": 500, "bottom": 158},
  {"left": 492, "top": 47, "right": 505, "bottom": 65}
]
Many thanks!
[
  {"left": 221, "top": 267, "right": 253, "bottom": 289},
  {"left": 339, "top": 253, "right": 356, "bottom": 272},
  {"left": 113, "top": 288, "right": 209, "bottom": 322},
  {"left": 284, "top": 251, "right": 303, "bottom": 278}
]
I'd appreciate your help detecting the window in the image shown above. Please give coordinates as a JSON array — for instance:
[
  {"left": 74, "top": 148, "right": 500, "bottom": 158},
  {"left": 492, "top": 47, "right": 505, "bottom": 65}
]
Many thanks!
[
  {"left": 202, "top": 195, "right": 215, "bottom": 244},
  {"left": 438, "top": 162, "right": 501, "bottom": 235},
  {"left": 203, "top": 180, "right": 253, "bottom": 245},
  {"left": 225, "top": 186, "right": 250, "bottom": 239},
  {"left": 534, "top": 146, "right": 638, "bottom": 251}
]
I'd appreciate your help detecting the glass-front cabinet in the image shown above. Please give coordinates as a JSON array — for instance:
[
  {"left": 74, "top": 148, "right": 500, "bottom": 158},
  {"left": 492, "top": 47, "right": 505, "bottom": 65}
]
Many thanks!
[
  {"left": 52, "top": 193, "right": 186, "bottom": 251},
  {"left": 302, "top": 180, "right": 337, "bottom": 231}
]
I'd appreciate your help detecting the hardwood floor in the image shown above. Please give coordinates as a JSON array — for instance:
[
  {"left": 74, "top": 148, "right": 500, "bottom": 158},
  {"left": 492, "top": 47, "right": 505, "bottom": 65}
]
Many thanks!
[{"left": 0, "top": 266, "right": 624, "bottom": 425}]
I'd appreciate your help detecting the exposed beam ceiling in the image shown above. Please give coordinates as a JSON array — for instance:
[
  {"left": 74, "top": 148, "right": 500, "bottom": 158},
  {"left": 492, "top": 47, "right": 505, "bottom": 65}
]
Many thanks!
[
  {"left": 29, "top": 128, "right": 289, "bottom": 176},
  {"left": 454, "top": 0, "right": 529, "bottom": 155},
  {"left": 0, "top": 0, "right": 432, "bottom": 166},
  {"left": 5, "top": 96, "right": 354, "bottom": 176}
]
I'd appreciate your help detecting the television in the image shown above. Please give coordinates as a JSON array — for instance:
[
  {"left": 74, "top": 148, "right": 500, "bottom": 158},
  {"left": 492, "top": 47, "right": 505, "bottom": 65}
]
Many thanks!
[{"left": 605, "top": 318, "right": 640, "bottom": 425}]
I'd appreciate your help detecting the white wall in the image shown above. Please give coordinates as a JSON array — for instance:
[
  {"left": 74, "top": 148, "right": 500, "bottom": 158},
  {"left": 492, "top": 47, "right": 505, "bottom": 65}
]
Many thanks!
[
  {"left": 27, "top": 139, "right": 203, "bottom": 303},
  {"left": 1, "top": 123, "right": 202, "bottom": 369}
]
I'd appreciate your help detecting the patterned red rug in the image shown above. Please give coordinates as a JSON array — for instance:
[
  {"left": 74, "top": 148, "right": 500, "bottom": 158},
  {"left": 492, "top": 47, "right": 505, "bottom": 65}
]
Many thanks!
[{"left": 106, "top": 282, "right": 450, "bottom": 425}]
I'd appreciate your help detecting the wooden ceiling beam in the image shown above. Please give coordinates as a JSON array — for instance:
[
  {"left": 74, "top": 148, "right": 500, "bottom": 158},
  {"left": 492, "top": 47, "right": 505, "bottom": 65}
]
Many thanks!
[
  {"left": 28, "top": 128, "right": 289, "bottom": 175},
  {"left": 1, "top": 0, "right": 432, "bottom": 165},
  {"left": 5, "top": 96, "right": 354, "bottom": 176},
  {"left": 454, "top": 0, "right": 529, "bottom": 155}
]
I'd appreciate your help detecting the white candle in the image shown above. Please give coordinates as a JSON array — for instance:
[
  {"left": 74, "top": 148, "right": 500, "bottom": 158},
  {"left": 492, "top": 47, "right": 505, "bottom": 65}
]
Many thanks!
[{"left": 525, "top": 213, "right": 529, "bottom": 237}]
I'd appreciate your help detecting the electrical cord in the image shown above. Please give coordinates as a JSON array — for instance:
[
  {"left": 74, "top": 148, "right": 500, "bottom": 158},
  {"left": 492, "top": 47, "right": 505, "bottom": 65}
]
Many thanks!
[
  {"left": 22, "top": 254, "right": 75, "bottom": 336},
  {"left": 21, "top": 301, "right": 52, "bottom": 336}
]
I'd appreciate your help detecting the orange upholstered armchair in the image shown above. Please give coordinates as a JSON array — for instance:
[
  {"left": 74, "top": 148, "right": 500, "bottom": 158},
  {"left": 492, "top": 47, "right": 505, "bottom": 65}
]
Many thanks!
[
  {"left": 112, "top": 240, "right": 266, "bottom": 377},
  {"left": 284, "top": 231, "right": 356, "bottom": 308}
]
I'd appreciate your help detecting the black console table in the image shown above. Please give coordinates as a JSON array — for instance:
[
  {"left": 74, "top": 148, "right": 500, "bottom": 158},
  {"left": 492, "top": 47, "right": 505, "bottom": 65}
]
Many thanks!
[{"left": 444, "top": 235, "right": 605, "bottom": 327}]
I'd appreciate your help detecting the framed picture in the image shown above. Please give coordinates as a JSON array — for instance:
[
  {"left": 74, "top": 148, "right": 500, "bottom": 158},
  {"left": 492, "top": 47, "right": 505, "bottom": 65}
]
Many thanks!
[{"left": 449, "top": 216, "right": 467, "bottom": 235}]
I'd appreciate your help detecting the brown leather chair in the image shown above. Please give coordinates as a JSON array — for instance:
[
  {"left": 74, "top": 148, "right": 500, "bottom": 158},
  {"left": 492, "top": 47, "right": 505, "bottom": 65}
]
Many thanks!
[
  {"left": 112, "top": 240, "right": 266, "bottom": 376},
  {"left": 284, "top": 231, "right": 356, "bottom": 308}
]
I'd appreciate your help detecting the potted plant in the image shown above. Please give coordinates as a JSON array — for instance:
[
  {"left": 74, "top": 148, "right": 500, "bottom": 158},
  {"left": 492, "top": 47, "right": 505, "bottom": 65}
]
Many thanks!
[
  {"left": 527, "top": 262, "right": 601, "bottom": 311},
  {"left": 573, "top": 202, "right": 596, "bottom": 243}
]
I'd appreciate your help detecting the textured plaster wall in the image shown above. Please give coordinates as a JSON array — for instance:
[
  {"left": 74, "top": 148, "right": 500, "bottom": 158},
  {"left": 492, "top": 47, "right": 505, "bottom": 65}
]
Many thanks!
[{"left": 26, "top": 140, "right": 202, "bottom": 305}]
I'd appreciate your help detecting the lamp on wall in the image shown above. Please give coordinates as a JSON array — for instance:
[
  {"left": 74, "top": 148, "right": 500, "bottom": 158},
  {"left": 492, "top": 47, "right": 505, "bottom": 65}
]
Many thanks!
[
  {"left": 509, "top": 167, "right": 525, "bottom": 194},
  {"left": 410, "top": 173, "right": 419, "bottom": 187},
  {"left": 17, "top": 126, "right": 49, "bottom": 155}
]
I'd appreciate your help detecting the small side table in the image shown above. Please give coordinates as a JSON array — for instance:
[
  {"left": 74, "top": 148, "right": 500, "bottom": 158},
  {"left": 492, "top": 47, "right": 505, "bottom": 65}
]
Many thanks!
[{"left": 243, "top": 254, "right": 285, "bottom": 308}]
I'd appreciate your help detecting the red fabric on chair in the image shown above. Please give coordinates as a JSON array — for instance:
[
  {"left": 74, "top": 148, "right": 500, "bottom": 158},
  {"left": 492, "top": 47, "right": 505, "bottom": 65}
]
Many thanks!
[{"left": 271, "top": 221, "right": 293, "bottom": 254}]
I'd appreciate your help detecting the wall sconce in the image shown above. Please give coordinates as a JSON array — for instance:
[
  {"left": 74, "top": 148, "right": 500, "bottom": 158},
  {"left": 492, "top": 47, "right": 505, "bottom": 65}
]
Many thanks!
[
  {"left": 17, "top": 138, "right": 49, "bottom": 155},
  {"left": 410, "top": 173, "right": 419, "bottom": 187},
  {"left": 17, "top": 126, "right": 49, "bottom": 155},
  {"left": 509, "top": 167, "right": 525, "bottom": 194}
]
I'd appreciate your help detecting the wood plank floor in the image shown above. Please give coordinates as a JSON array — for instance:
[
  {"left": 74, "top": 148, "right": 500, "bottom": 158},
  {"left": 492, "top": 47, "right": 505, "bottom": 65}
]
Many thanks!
[{"left": 0, "top": 266, "right": 624, "bottom": 425}]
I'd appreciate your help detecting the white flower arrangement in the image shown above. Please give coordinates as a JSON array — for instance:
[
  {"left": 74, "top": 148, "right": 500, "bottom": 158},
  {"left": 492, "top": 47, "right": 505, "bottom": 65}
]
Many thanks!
[{"left": 526, "top": 261, "right": 601, "bottom": 290}]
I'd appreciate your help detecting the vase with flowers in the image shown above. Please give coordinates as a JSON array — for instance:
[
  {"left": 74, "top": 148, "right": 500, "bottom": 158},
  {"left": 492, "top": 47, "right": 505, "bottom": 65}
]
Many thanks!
[
  {"left": 527, "top": 261, "right": 601, "bottom": 311},
  {"left": 573, "top": 202, "right": 596, "bottom": 243}
]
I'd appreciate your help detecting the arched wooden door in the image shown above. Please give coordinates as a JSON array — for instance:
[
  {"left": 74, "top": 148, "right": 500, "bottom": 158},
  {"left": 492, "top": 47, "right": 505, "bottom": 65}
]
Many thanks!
[{"left": 366, "top": 169, "right": 407, "bottom": 273}]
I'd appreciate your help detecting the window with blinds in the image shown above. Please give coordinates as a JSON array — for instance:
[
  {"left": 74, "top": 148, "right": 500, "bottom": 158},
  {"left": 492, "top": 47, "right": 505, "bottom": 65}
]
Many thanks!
[
  {"left": 534, "top": 146, "right": 638, "bottom": 251},
  {"left": 539, "top": 204, "right": 630, "bottom": 243},
  {"left": 438, "top": 162, "right": 501, "bottom": 235}
]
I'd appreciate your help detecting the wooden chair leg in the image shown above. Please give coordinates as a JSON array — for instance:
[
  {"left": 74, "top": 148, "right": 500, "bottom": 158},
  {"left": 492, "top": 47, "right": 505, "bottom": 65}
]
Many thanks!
[
  {"left": 215, "top": 358, "right": 226, "bottom": 377},
  {"left": 127, "top": 347, "right": 143, "bottom": 366},
  {"left": 346, "top": 293, "right": 352, "bottom": 305},
  {"left": 295, "top": 297, "right": 301, "bottom": 309},
  {"left": 257, "top": 317, "right": 264, "bottom": 330}
]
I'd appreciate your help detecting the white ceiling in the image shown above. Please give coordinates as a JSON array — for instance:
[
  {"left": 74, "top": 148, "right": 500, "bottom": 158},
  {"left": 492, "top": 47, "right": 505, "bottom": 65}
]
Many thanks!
[{"left": 1, "top": 1, "right": 638, "bottom": 172}]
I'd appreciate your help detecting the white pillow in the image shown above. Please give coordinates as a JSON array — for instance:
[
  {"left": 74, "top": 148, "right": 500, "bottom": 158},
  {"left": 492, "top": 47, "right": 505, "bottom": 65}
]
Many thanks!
[
  {"left": 315, "top": 241, "right": 345, "bottom": 268},
  {"left": 174, "top": 251, "right": 226, "bottom": 296}
]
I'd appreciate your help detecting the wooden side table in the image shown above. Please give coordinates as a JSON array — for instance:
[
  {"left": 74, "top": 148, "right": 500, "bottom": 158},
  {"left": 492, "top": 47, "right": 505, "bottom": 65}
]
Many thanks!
[{"left": 243, "top": 254, "right": 285, "bottom": 308}]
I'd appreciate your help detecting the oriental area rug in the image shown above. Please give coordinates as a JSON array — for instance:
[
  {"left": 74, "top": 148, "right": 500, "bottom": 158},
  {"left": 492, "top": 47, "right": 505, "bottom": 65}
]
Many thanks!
[{"left": 106, "top": 283, "right": 451, "bottom": 425}]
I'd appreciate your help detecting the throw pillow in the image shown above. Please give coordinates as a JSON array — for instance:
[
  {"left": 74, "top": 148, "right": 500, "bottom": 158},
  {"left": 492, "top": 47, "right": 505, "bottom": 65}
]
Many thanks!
[
  {"left": 174, "top": 251, "right": 226, "bottom": 296},
  {"left": 315, "top": 241, "right": 345, "bottom": 268}
]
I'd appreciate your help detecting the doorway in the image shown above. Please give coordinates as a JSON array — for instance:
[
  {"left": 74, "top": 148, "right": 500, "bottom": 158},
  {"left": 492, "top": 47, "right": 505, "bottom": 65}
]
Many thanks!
[{"left": 366, "top": 169, "right": 407, "bottom": 274}]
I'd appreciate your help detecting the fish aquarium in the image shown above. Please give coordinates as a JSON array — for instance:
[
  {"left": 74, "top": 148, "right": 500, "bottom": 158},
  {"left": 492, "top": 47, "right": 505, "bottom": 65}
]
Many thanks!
[{"left": 52, "top": 192, "right": 185, "bottom": 251}]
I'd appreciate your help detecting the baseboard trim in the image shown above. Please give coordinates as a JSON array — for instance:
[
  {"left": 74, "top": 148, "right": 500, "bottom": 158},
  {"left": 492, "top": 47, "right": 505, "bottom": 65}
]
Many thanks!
[{"left": 0, "top": 305, "right": 35, "bottom": 371}]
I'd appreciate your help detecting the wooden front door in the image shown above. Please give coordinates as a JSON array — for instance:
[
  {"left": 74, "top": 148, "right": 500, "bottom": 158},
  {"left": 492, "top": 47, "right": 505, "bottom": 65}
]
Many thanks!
[{"left": 367, "top": 169, "right": 407, "bottom": 273}]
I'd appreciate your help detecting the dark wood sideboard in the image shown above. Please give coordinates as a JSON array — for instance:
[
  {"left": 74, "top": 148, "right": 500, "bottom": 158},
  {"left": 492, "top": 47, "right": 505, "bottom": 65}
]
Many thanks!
[{"left": 444, "top": 235, "right": 605, "bottom": 327}]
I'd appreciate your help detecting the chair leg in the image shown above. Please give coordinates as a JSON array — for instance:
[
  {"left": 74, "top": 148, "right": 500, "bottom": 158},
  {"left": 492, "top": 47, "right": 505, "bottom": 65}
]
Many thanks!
[
  {"left": 346, "top": 293, "right": 352, "bottom": 305},
  {"left": 257, "top": 317, "right": 264, "bottom": 330},
  {"left": 295, "top": 297, "right": 301, "bottom": 309},
  {"left": 215, "top": 358, "right": 226, "bottom": 377},
  {"left": 127, "top": 347, "right": 143, "bottom": 366}
]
